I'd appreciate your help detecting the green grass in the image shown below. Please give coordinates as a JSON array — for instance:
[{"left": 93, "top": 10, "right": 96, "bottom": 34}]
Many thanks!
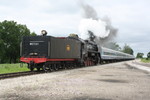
[
  {"left": 141, "top": 58, "right": 150, "bottom": 63},
  {"left": 0, "top": 63, "right": 29, "bottom": 74}
]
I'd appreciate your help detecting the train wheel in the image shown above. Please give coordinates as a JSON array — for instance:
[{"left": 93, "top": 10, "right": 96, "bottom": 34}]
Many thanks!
[
  {"left": 70, "top": 63, "right": 74, "bottom": 69},
  {"left": 49, "top": 64, "right": 53, "bottom": 72},
  {"left": 88, "top": 60, "right": 90, "bottom": 66},
  {"left": 89, "top": 60, "right": 91, "bottom": 66},
  {"left": 58, "top": 64, "right": 62, "bottom": 69},
  {"left": 37, "top": 67, "right": 40, "bottom": 71},
  {"left": 84, "top": 60, "right": 87, "bottom": 66},
  {"left": 91, "top": 61, "right": 93, "bottom": 66},
  {"left": 66, "top": 64, "right": 69, "bottom": 69},
  {"left": 29, "top": 64, "right": 34, "bottom": 71},
  {"left": 30, "top": 67, "right": 34, "bottom": 71},
  {"left": 74, "top": 63, "right": 77, "bottom": 68},
  {"left": 70, "top": 63, "right": 73, "bottom": 69},
  {"left": 91, "top": 61, "right": 94, "bottom": 66},
  {"left": 73, "top": 63, "right": 76, "bottom": 68},
  {"left": 54, "top": 64, "right": 58, "bottom": 71},
  {"left": 89, "top": 60, "right": 92, "bottom": 66},
  {"left": 42, "top": 64, "right": 48, "bottom": 72},
  {"left": 87, "top": 60, "right": 89, "bottom": 66},
  {"left": 62, "top": 64, "right": 67, "bottom": 69},
  {"left": 86, "top": 61, "right": 89, "bottom": 66}
]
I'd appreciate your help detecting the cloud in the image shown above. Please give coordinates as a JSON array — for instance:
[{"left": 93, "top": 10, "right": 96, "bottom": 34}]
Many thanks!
[
  {"left": 0, "top": 0, "right": 81, "bottom": 36},
  {"left": 0, "top": 0, "right": 149, "bottom": 56},
  {"left": 91, "top": 0, "right": 150, "bottom": 56}
]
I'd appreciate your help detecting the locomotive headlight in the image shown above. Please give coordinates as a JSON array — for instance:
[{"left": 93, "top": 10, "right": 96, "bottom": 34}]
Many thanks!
[{"left": 41, "top": 30, "right": 47, "bottom": 36}]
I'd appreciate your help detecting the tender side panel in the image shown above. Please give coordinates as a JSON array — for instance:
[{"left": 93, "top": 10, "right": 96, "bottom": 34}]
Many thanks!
[
  {"left": 21, "top": 36, "right": 51, "bottom": 57},
  {"left": 50, "top": 38, "right": 81, "bottom": 59}
]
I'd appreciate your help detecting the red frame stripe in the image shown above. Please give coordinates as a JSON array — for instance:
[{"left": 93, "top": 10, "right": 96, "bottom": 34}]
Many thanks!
[{"left": 20, "top": 57, "right": 75, "bottom": 64}]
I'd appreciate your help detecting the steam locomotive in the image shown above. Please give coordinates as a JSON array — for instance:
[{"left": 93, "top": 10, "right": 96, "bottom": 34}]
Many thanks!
[{"left": 20, "top": 30, "right": 135, "bottom": 71}]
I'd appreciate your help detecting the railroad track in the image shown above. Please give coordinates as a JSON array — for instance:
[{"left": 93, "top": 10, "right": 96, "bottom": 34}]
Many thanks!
[
  {"left": 0, "top": 61, "right": 132, "bottom": 80},
  {"left": 0, "top": 71, "right": 43, "bottom": 80}
]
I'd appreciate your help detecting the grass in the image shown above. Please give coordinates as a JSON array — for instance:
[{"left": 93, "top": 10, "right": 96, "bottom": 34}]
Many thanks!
[
  {"left": 0, "top": 63, "right": 29, "bottom": 74},
  {"left": 141, "top": 58, "right": 150, "bottom": 63}
]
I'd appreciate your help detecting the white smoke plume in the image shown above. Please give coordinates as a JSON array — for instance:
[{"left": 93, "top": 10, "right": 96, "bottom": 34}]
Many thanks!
[
  {"left": 79, "top": 18, "right": 110, "bottom": 39},
  {"left": 78, "top": 1, "right": 118, "bottom": 46}
]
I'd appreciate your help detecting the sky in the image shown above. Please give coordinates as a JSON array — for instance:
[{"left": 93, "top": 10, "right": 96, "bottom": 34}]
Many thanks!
[{"left": 0, "top": 0, "right": 150, "bottom": 57}]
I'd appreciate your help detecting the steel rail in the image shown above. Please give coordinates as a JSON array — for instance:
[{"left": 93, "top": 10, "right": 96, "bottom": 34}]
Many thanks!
[{"left": 0, "top": 71, "right": 42, "bottom": 80}]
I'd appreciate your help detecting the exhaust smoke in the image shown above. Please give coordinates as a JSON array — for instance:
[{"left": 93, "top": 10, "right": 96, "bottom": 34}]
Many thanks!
[
  {"left": 79, "top": 1, "right": 118, "bottom": 46},
  {"left": 79, "top": 18, "right": 110, "bottom": 39}
]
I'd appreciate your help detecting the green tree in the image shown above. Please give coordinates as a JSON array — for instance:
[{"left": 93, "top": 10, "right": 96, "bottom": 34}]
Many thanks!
[
  {"left": 0, "top": 20, "right": 36, "bottom": 63},
  {"left": 0, "top": 39, "right": 5, "bottom": 63},
  {"left": 147, "top": 52, "right": 150, "bottom": 58},
  {"left": 136, "top": 53, "right": 144, "bottom": 58},
  {"left": 122, "top": 44, "right": 134, "bottom": 55}
]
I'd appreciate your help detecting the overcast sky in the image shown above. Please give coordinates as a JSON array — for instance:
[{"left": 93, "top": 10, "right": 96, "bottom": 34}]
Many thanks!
[{"left": 0, "top": 0, "right": 150, "bottom": 56}]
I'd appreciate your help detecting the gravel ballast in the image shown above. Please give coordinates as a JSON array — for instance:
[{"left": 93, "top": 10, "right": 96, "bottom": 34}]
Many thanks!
[{"left": 0, "top": 61, "right": 150, "bottom": 100}]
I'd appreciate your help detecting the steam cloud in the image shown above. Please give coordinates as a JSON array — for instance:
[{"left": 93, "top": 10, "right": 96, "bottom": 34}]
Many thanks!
[{"left": 79, "top": 1, "right": 118, "bottom": 46}]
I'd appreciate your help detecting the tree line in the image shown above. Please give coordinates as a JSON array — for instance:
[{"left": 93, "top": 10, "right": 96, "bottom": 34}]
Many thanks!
[
  {"left": 104, "top": 42, "right": 134, "bottom": 55},
  {"left": 136, "top": 52, "right": 150, "bottom": 59},
  {"left": 0, "top": 20, "right": 36, "bottom": 63}
]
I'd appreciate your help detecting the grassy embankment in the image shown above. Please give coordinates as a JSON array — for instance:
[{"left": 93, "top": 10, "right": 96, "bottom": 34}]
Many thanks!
[
  {"left": 141, "top": 58, "right": 150, "bottom": 63},
  {"left": 0, "top": 63, "right": 29, "bottom": 74}
]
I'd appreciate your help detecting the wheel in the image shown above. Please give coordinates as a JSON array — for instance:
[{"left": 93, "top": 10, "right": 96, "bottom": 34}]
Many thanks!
[
  {"left": 63, "top": 64, "right": 67, "bottom": 69},
  {"left": 54, "top": 64, "right": 58, "bottom": 71},
  {"left": 49, "top": 64, "right": 53, "bottom": 72},
  {"left": 84, "top": 60, "right": 89, "bottom": 66},
  {"left": 67, "top": 63, "right": 70, "bottom": 69},
  {"left": 28, "top": 62, "right": 34, "bottom": 71},
  {"left": 30, "top": 67, "right": 34, "bottom": 71},
  {"left": 29, "top": 64, "right": 34, "bottom": 71},
  {"left": 36, "top": 67, "right": 40, "bottom": 71},
  {"left": 42, "top": 64, "right": 48, "bottom": 72},
  {"left": 71, "top": 63, "right": 75, "bottom": 69}
]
